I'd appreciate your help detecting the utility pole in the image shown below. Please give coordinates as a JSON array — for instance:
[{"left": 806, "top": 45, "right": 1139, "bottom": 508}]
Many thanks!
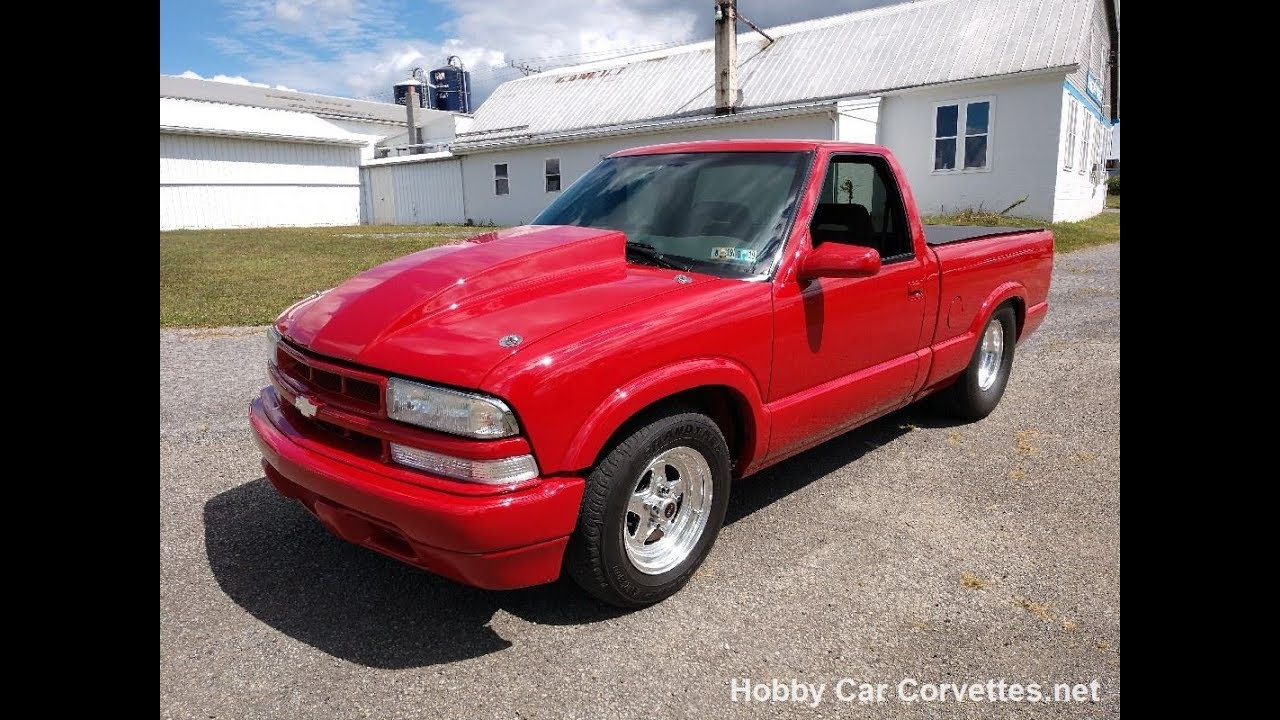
[{"left": 714, "top": 0, "right": 738, "bottom": 115}]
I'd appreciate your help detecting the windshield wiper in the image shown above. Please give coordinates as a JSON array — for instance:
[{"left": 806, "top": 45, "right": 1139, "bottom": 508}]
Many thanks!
[{"left": 626, "top": 242, "right": 692, "bottom": 272}]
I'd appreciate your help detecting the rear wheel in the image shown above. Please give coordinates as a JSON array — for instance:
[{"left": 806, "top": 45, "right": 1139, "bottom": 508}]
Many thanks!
[
  {"left": 941, "top": 305, "right": 1017, "bottom": 420},
  {"left": 565, "top": 411, "right": 731, "bottom": 608}
]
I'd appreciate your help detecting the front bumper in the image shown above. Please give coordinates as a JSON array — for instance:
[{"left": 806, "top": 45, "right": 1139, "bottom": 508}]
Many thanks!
[{"left": 249, "top": 387, "right": 585, "bottom": 590}]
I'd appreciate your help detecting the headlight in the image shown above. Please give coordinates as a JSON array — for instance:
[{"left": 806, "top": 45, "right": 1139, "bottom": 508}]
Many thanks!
[
  {"left": 386, "top": 378, "right": 520, "bottom": 438},
  {"left": 267, "top": 326, "right": 282, "bottom": 366},
  {"left": 389, "top": 444, "right": 538, "bottom": 484}
]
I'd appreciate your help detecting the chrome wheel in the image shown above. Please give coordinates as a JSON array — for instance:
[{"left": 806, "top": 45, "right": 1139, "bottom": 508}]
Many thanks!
[
  {"left": 622, "top": 446, "right": 713, "bottom": 575},
  {"left": 976, "top": 317, "right": 1005, "bottom": 391}
]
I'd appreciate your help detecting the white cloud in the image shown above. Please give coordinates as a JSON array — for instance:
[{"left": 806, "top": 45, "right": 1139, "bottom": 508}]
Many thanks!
[
  {"left": 202, "top": 0, "right": 903, "bottom": 105},
  {"left": 178, "top": 69, "right": 296, "bottom": 91},
  {"left": 439, "top": 0, "right": 701, "bottom": 70},
  {"left": 224, "top": 0, "right": 391, "bottom": 46}
]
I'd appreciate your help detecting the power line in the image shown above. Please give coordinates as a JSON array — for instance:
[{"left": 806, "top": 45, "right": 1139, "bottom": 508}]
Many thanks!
[{"left": 507, "top": 60, "right": 543, "bottom": 76}]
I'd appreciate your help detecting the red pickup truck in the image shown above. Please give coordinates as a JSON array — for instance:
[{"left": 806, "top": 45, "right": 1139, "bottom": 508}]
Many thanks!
[{"left": 250, "top": 140, "right": 1053, "bottom": 608}]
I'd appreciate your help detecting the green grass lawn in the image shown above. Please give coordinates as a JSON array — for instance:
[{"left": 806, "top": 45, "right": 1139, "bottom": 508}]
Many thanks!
[
  {"left": 926, "top": 208, "right": 1119, "bottom": 254},
  {"left": 160, "top": 225, "right": 492, "bottom": 327},
  {"left": 162, "top": 212, "right": 1120, "bottom": 328},
  {"left": 1105, "top": 194, "right": 1120, "bottom": 209}
]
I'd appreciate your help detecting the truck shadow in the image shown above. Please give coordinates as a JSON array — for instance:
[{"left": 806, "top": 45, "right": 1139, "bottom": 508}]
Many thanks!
[
  {"left": 723, "top": 403, "right": 948, "bottom": 525},
  {"left": 203, "top": 404, "right": 959, "bottom": 669}
]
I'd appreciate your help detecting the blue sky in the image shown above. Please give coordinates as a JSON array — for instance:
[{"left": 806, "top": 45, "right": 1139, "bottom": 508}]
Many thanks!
[
  {"left": 161, "top": 2, "right": 452, "bottom": 91},
  {"left": 160, "top": 1, "right": 900, "bottom": 104}
]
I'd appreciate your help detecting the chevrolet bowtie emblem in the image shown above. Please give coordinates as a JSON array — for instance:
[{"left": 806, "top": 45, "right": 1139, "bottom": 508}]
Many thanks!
[{"left": 294, "top": 395, "right": 319, "bottom": 418}]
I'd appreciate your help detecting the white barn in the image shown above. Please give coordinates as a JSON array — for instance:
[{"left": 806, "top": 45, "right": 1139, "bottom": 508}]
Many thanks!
[
  {"left": 159, "top": 76, "right": 464, "bottom": 230},
  {"left": 368, "top": 0, "right": 1118, "bottom": 225}
]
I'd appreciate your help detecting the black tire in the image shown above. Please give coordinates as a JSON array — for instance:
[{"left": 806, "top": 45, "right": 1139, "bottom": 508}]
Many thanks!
[
  {"left": 941, "top": 305, "right": 1017, "bottom": 421},
  {"left": 565, "top": 411, "right": 732, "bottom": 608}
]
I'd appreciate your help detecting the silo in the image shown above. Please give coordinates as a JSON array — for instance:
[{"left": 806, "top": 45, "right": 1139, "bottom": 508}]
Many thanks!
[
  {"left": 393, "top": 78, "right": 428, "bottom": 108},
  {"left": 430, "top": 56, "right": 472, "bottom": 113}
]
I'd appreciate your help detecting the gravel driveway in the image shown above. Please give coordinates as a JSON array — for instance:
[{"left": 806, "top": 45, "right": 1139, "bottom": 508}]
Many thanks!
[{"left": 160, "top": 243, "right": 1120, "bottom": 719}]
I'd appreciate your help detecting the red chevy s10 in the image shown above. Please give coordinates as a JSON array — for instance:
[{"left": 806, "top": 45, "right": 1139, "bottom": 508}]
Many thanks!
[{"left": 250, "top": 140, "right": 1053, "bottom": 607}]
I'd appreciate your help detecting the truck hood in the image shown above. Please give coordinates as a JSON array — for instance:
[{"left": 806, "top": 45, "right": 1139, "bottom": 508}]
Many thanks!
[{"left": 277, "top": 225, "right": 716, "bottom": 388}]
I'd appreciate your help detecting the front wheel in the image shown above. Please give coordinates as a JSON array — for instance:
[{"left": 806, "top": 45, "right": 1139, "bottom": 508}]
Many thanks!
[
  {"left": 941, "top": 305, "right": 1017, "bottom": 421},
  {"left": 565, "top": 411, "right": 731, "bottom": 608}
]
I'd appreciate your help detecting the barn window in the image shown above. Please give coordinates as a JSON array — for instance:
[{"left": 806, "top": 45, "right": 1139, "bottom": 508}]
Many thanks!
[
  {"left": 1096, "top": 123, "right": 1108, "bottom": 177},
  {"left": 545, "top": 158, "right": 561, "bottom": 192},
  {"left": 1064, "top": 101, "right": 1078, "bottom": 170},
  {"left": 494, "top": 163, "right": 509, "bottom": 195},
  {"left": 933, "top": 104, "right": 958, "bottom": 171},
  {"left": 933, "top": 98, "right": 992, "bottom": 173},
  {"left": 963, "top": 101, "right": 990, "bottom": 169},
  {"left": 1079, "top": 113, "right": 1091, "bottom": 174}
]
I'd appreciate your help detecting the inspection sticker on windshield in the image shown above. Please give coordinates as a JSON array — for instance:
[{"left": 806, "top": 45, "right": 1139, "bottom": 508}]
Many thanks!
[{"left": 711, "top": 247, "right": 757, "bottom": 262}]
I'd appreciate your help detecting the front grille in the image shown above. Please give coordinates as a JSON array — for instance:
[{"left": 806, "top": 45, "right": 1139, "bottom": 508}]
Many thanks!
[
  {"left": 314, "top": 419, "right": 383, "bottom": 459},
  {"left": 274, "top": 341, "right": 387, "bottom": 458},
  {"left": 269, "top": 340, "right": 522, "bottom": 483},
  {"left": 276, "top": 343, "right": 383, "bottom": 413},
  {"left": 345, "top": 377, "right": 382, "bottom": 405}
]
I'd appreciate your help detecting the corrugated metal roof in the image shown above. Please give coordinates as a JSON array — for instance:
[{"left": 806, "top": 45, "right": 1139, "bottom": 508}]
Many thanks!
[
  {"left": 160, "top": 74, "right": 462, "bottom": 125},
  {"left": 159, "top": 97, "right": 369, "bottom": 145},
  {"left": 458, "top": 0, "right": 1096, "bottom": 149}
]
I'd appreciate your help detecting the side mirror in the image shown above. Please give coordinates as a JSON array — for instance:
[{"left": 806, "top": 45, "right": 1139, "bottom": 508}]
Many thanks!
[{"left": 798, "top": 243, "right": 881, "bottom": 280}]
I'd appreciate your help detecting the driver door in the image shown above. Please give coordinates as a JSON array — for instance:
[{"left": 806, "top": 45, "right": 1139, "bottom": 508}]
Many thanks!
[{"left": 766, "top": 152, "right": 929, "bottom": 461}]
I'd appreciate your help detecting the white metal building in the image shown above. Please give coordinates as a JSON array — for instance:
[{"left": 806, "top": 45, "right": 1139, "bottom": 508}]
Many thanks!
[
  {"left": 159, "top": 76, "right": 464, "bottom": 230},
  {"left": 368, "top": 0, "right": 1118, "bottom": 225}
]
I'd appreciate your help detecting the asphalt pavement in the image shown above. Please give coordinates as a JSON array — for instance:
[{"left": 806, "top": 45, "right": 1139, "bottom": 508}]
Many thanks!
[{"left": 160, "top": 242, "right": 1120, "bottom": 719}]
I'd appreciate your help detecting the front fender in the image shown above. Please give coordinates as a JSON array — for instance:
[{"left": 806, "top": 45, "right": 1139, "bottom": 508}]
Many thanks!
[{"left": 562, "top": 357, "right": 769, "bottom": 476}]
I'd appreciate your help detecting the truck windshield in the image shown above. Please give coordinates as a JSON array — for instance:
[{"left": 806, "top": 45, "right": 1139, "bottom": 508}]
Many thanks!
[{"left": 532, "top": 151, "right": 812, "bottom": 279}]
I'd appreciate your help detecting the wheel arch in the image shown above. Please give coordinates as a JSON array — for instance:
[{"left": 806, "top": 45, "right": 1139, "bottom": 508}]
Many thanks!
[
  {"left": 971, "top": 282, "right": 1028, "bottom": 340},
  {"left": 562, "top": 358, "right": 767, "bottom": 478}
]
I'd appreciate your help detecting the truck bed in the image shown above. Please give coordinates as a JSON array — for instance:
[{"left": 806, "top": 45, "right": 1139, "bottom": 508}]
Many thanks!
[
  {"left": 923, "top": 225, "right": 1046, "bottom": 246},
  {"left": 921, "top": 225, "right": 1054, "bottom": 393}
]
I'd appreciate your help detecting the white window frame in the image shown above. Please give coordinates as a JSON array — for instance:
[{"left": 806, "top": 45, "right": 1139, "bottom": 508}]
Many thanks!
[
  {"left": 544, "top": 158, "right": 561, "bottom": 193},
  {"left": 1064, "top": 100, "right": 1078, "bottom": 170},
  {"left": 494, "top": 163, "right": 509, "bottom": 196},
  {"left": 931, "top": 96, "right": 994, "bottom": 175},
  {"left": 1095, "top": 122, "right": 1108, "bottom": 183},
  {"left": 1079, "top": 113, "right": 1091, "bottom": 175}
]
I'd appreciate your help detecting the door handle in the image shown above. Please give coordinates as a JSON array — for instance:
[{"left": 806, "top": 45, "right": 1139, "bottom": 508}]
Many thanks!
[{"left": 907, "top": 282, "right": 924, "bottom": 298}]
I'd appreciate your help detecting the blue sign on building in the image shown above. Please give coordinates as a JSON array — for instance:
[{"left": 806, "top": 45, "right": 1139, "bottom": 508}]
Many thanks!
[{"left": 1085, "top": 71, "right": 1105, "bottom": 107}]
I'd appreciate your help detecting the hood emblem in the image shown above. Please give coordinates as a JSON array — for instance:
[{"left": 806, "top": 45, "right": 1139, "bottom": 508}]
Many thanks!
[
  {"left": 499, "top": 334, "right": 523, "bottom": 348},
  {"left": 674, "top": 274, "right": 692, "bottom": 285}
]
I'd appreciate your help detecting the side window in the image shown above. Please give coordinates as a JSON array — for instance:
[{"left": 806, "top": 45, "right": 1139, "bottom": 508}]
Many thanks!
[
  {"left": 1064, "top": 101, "right": 1078, "bottom": 170},
  {"left": 934, "top": 99, "right": 991, "bottom": 172},
  {"left": 811, "top": 155, "right": 913, "bottom": 262},
  {"left": 494, "top": 163, "right": 509, "bottom": 196},
  {"left": 963, "top": 101, "right": 990, "bottom": 169},
  {"left": 934, "top": 104, "right": 958, "bottom": 171},
  {"left": 545, "top": 158, "right": 561, "bottom": 193},
  {"left": 1079, "top": 114, "right": 1091, "bottom": 174},
  {"left": 1095, "top": 123, "right": 1107, "bottom": 177}
]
